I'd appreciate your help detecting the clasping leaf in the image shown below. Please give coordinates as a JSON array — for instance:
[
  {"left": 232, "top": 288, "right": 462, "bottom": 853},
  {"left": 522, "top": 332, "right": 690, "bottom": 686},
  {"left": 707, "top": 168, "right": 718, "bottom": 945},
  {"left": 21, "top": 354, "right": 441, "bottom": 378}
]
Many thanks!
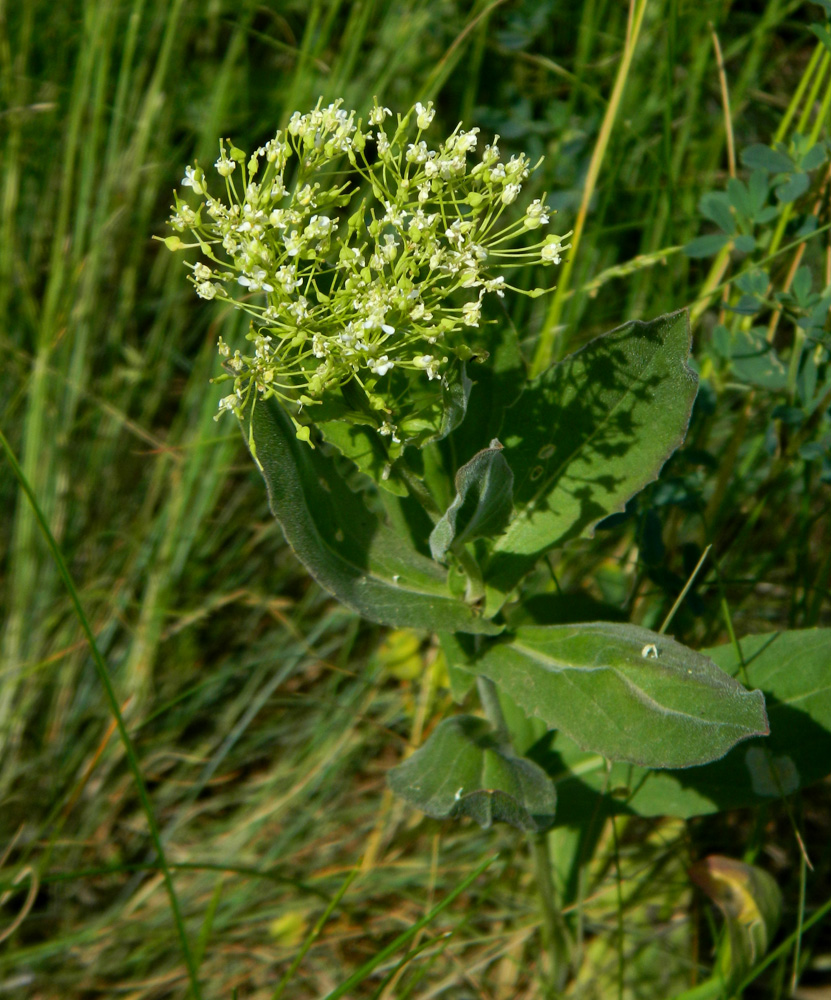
[
  {"left": 429, "top": 440, "right": 514, "bottom": 562},
  {"left": 388, "top": 715, "right": 557, "bottom": 833}
]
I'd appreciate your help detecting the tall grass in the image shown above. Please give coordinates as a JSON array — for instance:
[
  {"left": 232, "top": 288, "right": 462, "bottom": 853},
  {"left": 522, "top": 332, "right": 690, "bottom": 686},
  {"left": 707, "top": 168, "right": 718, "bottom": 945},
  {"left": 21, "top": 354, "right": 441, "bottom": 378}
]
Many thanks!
[{"left": 1, "top": 1, "right": 828, "bottom": 997}]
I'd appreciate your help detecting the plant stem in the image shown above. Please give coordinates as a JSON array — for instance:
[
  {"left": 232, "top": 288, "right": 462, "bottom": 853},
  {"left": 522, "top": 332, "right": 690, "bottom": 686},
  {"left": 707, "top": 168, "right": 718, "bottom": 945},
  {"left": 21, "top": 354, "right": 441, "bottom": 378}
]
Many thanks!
[
  {"left": 395, "top": 459, "right": 442, "bottom": 522},
  {"left": 475, "top": 675, "right": 509, "bottom": 740},
  {"left": 396, "top": 456, "right": 485, "bottom": 604},
  {"left": 454, "top": 544, "right": 485, "bottom": 604},
  {"left": 475, "top": 675, "right": 570, "bottom": 993},
  {"left": 531, "top": 833, "right": 572, "bottom": 995}
]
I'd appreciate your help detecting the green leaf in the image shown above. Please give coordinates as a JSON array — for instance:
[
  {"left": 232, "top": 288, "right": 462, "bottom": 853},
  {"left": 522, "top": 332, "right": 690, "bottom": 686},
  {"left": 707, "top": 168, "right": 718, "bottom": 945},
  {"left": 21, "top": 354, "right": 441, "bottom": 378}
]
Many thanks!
[
  {"left": 461, "top": 623, "right": 768, "bottom": 769},
  {"left": 445, "top": 313, "right": 527, "bottom": 467},
  {"left": 726, "top": 177, "right": 751, "bottom": 220},
  {"left": 730, "top": 328, "right": 788, "bottom": 390},
  {"left": 684, "top": 233, "right": 730, "bottom": 258},
  {"left": 246, "top": 397, "right": 501, "bottom": 634},
  {"left": 484, "top": 310, "right": 698, "bottom": 611},
  {"left": 775, "top": 171, "right": 809, "bottom": 203},
  {"left": 548, "top": 629, "right": 831, "bottom": 820},
  {"left": 802, "top": 142, "right": 827, "bottom": 171},
  {"left": 699, "top": 191, "right": 735, "bottom": 233},
  {"left": 387, "top": 715, "right": 557, "bottom": 833},
  {"left": 430, "top": 441, "right": 514, "bottom": 561},
  {"left": 747, "top": 169, "right": 771, "bottom": 217},
  {"left": 733, "top": 234, "right": 756, "bottom": 254},
  {"left": 741, "top": 144, "right": 793, "bottom": 174},
  {"left": 810, "top": 21, "right": 831, "bottom": 53},
  {"left": 317, "top": 413, "right": 407, "bottom": 497}
]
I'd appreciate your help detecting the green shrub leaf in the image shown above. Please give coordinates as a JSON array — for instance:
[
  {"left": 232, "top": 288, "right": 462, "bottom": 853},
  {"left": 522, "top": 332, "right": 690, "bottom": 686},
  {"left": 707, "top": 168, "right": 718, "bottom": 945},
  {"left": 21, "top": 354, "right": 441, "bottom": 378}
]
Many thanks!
[
  {"left": 430, "top": 441, "right": 514, "bottom": 561},
  {"left": 484, "top": 310, "right": 697, "bottom": 611},
  {"left": 741, "top": 143, "right": 793, "bottom": 173},
  {"left": 461, "top": 623, "right": 768, "bottom": 769},
  {"left": 246, "top": 397, "right": 501, "bottom": 634},
  {"left": 684, "top": 233, "right": 730, "bottom": 257},
  {"left": 387, "top": 715, "right": 557, "bottom": 832}
]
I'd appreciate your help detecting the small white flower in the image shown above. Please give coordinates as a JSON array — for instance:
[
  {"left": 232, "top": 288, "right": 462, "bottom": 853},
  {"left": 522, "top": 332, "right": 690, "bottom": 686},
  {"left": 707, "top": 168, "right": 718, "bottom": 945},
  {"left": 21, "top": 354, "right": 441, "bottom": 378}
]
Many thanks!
[
  {"left": 369, "top": 355, "right": 395, "bottom": 376},
  {"left": 283, "top": 231, "right": 304, "bottom": 256},
  {"left": 195, "top": 280, "right": 217, "bottom": 300},
  {"left": 452, "top": 127, "right": 479, "bottom": 154},
  {"left": 379, "top": 420, "right": 400, "bottom": 442},
  {"left": 445, "top": 220, "right": 464, "bottom": 246},
  {"left": 193, "top": 262, "right": 212, "bottom": 281},
  {"left": 369, "top": 103, "right": 391, "bottom": 125},
  {"left": 287, "top": 296, "right": 309, "bottom": 321},
  {"left": 217, "top": 394, "right": 241, "bottom": 416},
  {"left": 541, "top": 235, "right": 571, "bottom": 264},
  {"left": 296, "top": 184, "right": 316, "bottom": 207},
  {"left": 215, "top": 154, "right": 236, "bottom": 177},
  {"left": 376, "top": 130, "right": 390, "bottom": 155},
  {"left": 380, "top": 234, "right": 399, "bottom": 261},
  {"left": 276, "top": 264, "right": 301, "bottom": 292},
  {"left": 462, "top": 299, "right": 481, "bottom": 326},
  {"left": 501, "top": 183, "right": 520, "bottom": 205},
  {"left": 238, "top": 268, "right": 274, "bottom": 292},
  {"left": 382, "top": 201, "right": 408, "bottom": 227},
  {"left": 415, "top": 101, "right": 435, "bottom": 130},
  {"left": 413, "top": 354, "right": 443, "bottom": 379},
  {"left": 406, "top": 141, "right": 430, "bottom": 164},
  {"left": 524, "top": 198, "right": 550, "bottom": 230},
  {"left": 181, "top": 165, "right": 205, "bottom": 194}
]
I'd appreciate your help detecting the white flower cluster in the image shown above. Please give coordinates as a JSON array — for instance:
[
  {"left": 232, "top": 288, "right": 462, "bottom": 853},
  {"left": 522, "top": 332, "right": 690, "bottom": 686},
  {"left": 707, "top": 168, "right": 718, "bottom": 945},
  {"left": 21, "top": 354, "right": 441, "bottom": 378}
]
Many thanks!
[{"left": 167, "top": 98, "right": 571, "bottom": 445}]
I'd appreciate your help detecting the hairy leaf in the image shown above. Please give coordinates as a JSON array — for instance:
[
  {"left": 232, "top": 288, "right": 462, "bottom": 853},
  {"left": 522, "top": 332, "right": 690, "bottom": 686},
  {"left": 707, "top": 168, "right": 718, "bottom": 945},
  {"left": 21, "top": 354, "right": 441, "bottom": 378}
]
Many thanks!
[
  {"left": 388, "top": 715, "right": 557, "bottom": 832},
  {"left": 430, "top": 441, "right": 514, "bottom": 561},
  {"left": 462, "top": 622, "right": 768, "bottom": 769},
  {"left": 246, "top": 397, "right": 501, "bottom": 633},
  {"left": 484, "top": 310, "right": 698, "bottom": 612},
  {"left": 548, "top": 628, "right": 831, "bottom": 820}
]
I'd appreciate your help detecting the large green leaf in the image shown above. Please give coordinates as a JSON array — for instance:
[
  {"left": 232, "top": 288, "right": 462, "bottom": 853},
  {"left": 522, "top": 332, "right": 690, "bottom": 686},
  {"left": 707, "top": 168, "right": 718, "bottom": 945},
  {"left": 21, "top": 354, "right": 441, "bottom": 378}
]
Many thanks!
[
  {"left": 246, "top": 397, "right": 500, "bottom": 634},
  {"left": 462, "top": 623, "right": 768, "bottom": 769},
  {"left": 484, "top": 310, "right": 698, "bottom": 612},
  {"left": 546, "top": 629, "right": 831, "bottom": 820},
  {"left": 429, "top": 441, "right": 514, "bottom": 561},
  {"left": 387, "top": 715, "right": 557, "bottom": 833}
]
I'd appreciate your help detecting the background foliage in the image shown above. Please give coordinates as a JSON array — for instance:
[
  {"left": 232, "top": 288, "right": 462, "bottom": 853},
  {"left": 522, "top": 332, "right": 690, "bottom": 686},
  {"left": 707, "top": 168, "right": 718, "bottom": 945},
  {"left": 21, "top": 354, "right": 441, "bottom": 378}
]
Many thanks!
[{"left": 1, "top": 0, "right": 830, "bottom": 997}]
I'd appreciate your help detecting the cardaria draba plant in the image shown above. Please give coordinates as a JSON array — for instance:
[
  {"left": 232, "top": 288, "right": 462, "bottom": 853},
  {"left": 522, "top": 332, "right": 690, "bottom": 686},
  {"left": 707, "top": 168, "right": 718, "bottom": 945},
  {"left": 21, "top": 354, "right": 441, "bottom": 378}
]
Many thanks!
[
  {"left": 165, "top": 99, "right": 570, "bottom": 453},
  {"left": 156, "top": 96, "right": 830, "bottom": 996}
]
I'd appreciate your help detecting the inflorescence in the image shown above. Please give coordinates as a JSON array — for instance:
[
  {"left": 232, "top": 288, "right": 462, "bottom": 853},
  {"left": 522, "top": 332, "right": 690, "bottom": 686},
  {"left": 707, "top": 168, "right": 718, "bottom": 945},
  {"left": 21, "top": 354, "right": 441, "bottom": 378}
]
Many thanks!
[{"left": 166, "top": 98, "right": 571, "bottom": 445}]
